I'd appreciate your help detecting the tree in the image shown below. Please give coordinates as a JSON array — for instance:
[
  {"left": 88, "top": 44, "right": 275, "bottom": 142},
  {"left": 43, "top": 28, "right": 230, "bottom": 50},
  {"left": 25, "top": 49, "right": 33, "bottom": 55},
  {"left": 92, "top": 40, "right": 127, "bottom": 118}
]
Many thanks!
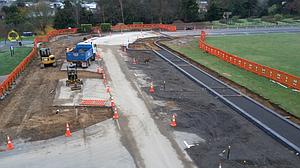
[
  {"left": 79, "top": 8, "right": 95, "bottom": 24},
  {"left": 2, "top": 5, "right": 26, "bottom": 27},
  {"left": 29, "top": 1, "right": 53, "bottom": 34},
  {"left": 53, "top": 0, "right": 76, "bottom": 29},
  {"left": 180, "top": 0, "right": 199, "bottom": 22},
  {"left": 206, "top": 1, "right": 222, "bottom": 21}
]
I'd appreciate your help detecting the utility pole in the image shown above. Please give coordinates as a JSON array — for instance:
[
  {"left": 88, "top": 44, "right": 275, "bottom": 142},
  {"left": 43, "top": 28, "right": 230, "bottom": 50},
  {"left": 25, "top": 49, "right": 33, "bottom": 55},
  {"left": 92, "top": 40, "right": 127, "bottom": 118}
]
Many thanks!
[
  {"left": 76, "top": 0, "right": 80, "bottom": 25},
  {"left": 119, "top": 0, "right": 124, "bottom": 23}
]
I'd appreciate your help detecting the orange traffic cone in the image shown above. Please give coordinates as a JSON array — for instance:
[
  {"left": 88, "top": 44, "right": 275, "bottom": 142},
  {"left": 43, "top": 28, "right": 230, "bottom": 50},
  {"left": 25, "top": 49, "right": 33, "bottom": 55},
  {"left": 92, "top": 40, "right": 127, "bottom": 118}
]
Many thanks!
[
  {"left": 65, "top": 123, "right": 72, "bottom": 137},
  {"left": 170, "top": 114, "right": 177, "bottom": 127},
  {"left": 106, "top": 85, "right": 111, "bottom": 93},
  {"left": 113, "top": 107, "right": 119, "bottom": 120},
  {"left": 6, "top": 135, "right": 14, "bottom": 150},
  {"left": 149, "top": 82, "right": 155, "bottom": 93},
  {"left": 111, "top": 99, "right": 115, "bottom": 107},
  {"left": 103, "top": 73, "right": 107, "bottom": 84},
  {"left": 132, "top": 58, "right": 138, "bottom": 64}
]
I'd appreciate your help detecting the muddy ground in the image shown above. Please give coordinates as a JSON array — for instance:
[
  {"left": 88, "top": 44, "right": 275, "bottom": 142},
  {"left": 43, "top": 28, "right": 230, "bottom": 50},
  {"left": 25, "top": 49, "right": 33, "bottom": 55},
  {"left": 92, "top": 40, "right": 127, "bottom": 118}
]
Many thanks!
[
  {"left": 124, "top": 40, "right": 300, "bottom": 167},
  {"left": 0, "top": 35, "right": 111, "bottom": 144}
]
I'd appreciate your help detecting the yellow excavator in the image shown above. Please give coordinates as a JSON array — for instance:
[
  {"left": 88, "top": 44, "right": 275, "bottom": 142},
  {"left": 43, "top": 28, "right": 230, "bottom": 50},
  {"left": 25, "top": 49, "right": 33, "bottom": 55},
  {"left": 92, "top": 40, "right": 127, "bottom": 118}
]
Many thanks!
[{"left": 39, "top": 47, "right": 56, "bottom": 68}]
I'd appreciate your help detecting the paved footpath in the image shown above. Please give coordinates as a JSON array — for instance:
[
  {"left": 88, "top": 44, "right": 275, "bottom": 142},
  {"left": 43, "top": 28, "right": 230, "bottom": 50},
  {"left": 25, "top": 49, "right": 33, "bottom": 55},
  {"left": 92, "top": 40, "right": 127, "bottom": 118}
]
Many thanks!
[{"left": 93, "top": 31, "right": 194, "bottom": 167}]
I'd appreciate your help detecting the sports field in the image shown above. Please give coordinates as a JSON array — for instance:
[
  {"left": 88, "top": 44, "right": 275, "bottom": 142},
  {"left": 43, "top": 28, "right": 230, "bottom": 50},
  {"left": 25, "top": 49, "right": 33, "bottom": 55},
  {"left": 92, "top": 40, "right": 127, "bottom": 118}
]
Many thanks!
[
  {"left": 206, "top": 33, "right": 300, "bottom": 76},
  {"left": 163, "top": 33, "right": 300, "bottom": 118},
  {"left": 0, "top": 47, "right": 33, "bottom": 76}
]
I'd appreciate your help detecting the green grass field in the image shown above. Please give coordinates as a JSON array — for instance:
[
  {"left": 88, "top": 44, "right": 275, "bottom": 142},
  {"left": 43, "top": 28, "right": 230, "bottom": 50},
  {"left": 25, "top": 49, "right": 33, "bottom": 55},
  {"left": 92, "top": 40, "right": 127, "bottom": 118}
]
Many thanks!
[
  {"left": 0, "top": 47, "right": 33, "bottom": 76},
  {"left": 163, "top": 34, "right": 300, "bottom": 118},
  {"left": 206, "top": 33, "right": 300, "bottom": 76}
]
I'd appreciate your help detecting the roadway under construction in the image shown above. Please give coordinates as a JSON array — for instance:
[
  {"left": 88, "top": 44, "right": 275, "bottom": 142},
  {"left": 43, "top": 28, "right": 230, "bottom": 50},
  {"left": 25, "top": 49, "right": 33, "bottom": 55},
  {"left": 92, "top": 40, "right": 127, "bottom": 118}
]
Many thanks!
[{"left": 0, "top": 31, "right": 299, "bottom": 168}]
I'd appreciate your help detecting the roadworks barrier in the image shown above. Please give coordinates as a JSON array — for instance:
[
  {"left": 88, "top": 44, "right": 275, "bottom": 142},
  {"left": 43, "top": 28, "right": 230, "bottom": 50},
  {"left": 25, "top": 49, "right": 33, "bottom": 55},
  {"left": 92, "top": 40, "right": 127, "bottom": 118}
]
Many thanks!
[{"left": 198, "top": 31, "right": 300, "bottom": 91}]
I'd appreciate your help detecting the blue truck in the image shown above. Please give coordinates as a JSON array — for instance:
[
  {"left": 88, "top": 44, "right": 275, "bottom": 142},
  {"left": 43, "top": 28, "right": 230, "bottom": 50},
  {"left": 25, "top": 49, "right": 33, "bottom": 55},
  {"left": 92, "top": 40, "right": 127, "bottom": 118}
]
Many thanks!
[{"left": 66, "top": 42, "right": 96, "bottom": 68}]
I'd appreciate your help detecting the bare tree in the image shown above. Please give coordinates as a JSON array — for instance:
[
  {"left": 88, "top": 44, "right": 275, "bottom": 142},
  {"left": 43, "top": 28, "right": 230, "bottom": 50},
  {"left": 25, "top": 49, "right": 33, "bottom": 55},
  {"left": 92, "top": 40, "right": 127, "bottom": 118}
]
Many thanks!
[{"left": 29, "top": 1, "right": 53, "bottom": 34}]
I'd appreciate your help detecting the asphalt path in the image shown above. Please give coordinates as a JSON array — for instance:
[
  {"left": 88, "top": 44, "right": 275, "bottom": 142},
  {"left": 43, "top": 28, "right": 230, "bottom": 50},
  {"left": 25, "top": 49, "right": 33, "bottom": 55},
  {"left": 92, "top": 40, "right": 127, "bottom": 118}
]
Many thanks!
[{"left": 162, "top": 26, "right": 300, "bottom": 37}]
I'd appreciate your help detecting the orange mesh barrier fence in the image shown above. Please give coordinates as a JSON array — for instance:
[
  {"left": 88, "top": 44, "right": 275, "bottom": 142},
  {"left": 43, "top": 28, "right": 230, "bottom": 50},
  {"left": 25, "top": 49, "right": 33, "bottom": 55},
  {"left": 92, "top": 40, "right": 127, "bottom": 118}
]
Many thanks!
[
  {"left": 198, "top": 31, "right": 300, "bottom": 90},
  {"left": 80, "top": 99, "right": 109, "bottom": 107},
  {"left": 112, "top": 24, "right": 176, "bottom": 32},
  {"left": 0, "top": 28, "right": 78, "bottom": 97}
]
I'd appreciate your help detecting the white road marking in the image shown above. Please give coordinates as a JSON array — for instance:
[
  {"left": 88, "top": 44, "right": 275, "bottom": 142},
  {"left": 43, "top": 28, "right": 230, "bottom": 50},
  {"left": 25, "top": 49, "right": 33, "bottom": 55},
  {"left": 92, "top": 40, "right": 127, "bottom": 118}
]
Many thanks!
[{"left": 183, "top": 141, "right": 194, "bottom": 149}]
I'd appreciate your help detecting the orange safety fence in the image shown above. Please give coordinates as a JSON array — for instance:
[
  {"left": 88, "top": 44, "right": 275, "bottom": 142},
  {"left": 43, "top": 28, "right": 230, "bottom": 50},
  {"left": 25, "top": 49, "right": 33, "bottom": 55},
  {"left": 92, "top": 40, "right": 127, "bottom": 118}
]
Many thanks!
[
  {"left": 0, "top": 28, "right": 78, "bottom": 98},
  {"left": 34, "top": 28, "right": 78, "bottom": 48},
  {"left": 112, "top": 24, "right": 176, "bottom": 32},
  {"left": 198, "top": 31, "right": 300, "bottom": 90},
  {"left": 80, "top": 99, "right": 109, "bottom": 107}
]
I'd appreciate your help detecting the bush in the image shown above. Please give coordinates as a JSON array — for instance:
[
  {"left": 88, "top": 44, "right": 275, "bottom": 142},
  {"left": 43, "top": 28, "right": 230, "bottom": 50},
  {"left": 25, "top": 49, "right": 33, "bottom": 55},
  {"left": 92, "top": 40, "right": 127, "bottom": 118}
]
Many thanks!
[
  {"left": 100, "top": 23, "right": 112, "bottom": 32},
  {"left": 247, "top": 17, "right": 255, "bottom": 22},
  {"left": 274, "top": 14, "right": 283, "bottom": 22},
  {"left": 261, "top": 16, "right": 275, "bottom": 23},
  {"left": 79, "top": 24, "right": 92, "bottom": 33},
  {"left": 231, "top": 16, "right": 240, "bottom": 22},
  {"left": 133, "top": 22, "right": 143, "bottom": 24}
]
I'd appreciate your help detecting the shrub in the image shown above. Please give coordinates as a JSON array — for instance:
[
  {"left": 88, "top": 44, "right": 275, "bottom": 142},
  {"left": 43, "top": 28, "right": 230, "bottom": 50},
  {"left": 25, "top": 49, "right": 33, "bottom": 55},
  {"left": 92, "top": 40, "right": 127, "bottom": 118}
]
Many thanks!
[
  {"left": 231, "top": 16, "right": 240, "bottom": 22},
  {"left": 261, "top": 16, "right": 275, "bottom": 23},
  {"left": 79, "top": 24, "right": 92, "bottom": 33},
  {"left": 100, "top": 23, "right": 111, "bottom": 32},
  {"left": 133, "top": 22, "right": 143, "bottom": 24},
  {"left": 274, "top": 14, "right": 283, "bottom": 22}
]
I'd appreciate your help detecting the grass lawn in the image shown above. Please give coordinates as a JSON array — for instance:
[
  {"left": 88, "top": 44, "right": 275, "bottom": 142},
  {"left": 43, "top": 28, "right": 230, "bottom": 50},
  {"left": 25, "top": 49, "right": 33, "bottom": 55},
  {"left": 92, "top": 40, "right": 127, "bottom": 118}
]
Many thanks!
[
  {"left": 206, "top": 33, "right": 300, "bottom": 77},
  {"left": 162, "top": 37, "right": 300, "bottom": 118},
  {"left": 209, "top": 18, "right": 300, "bottom": 28},
  {"left": 0, "top": 36, "right": 35, "bottom": 42},
  {"left": 0, "top": 47, "right": 33, "bottom": 76},
  {"left": 21, "top": 36, "right": 35, "bottom": 41}
]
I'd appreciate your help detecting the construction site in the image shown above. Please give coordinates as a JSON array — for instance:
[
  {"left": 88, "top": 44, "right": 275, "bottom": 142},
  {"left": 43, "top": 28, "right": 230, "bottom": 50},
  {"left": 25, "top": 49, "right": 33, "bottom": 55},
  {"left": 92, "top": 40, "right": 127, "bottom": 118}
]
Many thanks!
[{"left": 0, "top": 28, "right": 300, "bottom": 168}]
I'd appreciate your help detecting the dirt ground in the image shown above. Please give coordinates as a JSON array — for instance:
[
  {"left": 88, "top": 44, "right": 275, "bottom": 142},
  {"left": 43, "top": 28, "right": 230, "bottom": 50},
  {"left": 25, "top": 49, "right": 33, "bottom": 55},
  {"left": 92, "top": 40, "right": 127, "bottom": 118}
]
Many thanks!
[
  {"left": 132, "top": 37, "right": 300, "bottom": 125},
  {"left": 0, "top": 35, "right": 111, "bottom": 144},
  {"left": 125, "top": 40, "right": 300, "bottom": 167}
]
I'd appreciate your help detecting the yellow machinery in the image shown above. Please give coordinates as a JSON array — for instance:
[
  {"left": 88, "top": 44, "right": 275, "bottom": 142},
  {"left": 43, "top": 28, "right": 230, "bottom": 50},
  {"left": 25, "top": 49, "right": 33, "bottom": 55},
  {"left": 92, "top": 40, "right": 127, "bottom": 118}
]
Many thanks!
[
  {"left": 66, "top": 63, "right": 83, "bottom": 90},
  {"left": 39, "top": 47, "right": 56, "bottom": 68}
]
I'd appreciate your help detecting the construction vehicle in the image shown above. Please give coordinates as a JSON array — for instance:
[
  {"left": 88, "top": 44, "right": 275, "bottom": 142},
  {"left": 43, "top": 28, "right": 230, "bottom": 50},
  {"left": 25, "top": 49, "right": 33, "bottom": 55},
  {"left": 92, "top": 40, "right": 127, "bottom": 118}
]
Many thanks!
[
  {"left": 39, "top": 47, "right": 56, "bottom": 68},
  {"left": 66, "top": 63, "right": 83, "bottom": 90},
  {"left": 66, "top": 42, "right": 96, "bottom": 68}
]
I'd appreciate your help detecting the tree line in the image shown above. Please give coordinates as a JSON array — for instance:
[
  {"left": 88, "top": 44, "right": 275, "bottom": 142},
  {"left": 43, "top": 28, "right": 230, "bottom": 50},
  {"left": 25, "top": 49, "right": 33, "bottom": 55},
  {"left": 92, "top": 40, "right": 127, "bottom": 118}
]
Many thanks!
[{"left": 0, "top": 0, "right": 299, "bottom": 36}]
